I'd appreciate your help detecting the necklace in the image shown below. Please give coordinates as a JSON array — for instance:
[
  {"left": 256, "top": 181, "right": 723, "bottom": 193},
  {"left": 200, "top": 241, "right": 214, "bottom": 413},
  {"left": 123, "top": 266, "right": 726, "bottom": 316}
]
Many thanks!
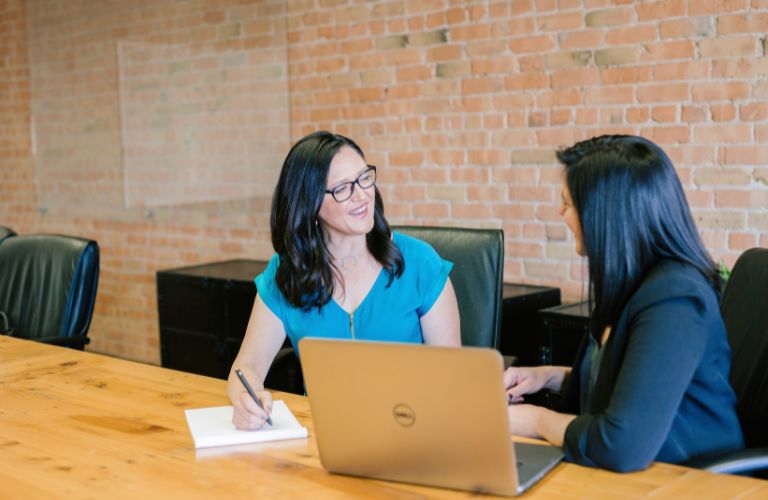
[{"left": 333, "top": 246, "right": 368, "bottom": 272}]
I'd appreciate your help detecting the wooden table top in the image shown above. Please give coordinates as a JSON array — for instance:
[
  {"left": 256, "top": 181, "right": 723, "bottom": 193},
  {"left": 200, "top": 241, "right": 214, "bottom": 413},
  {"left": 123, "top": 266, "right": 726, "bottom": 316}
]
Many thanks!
[{"left": 1, "top": 336, "right": 765, "bottom": 499}]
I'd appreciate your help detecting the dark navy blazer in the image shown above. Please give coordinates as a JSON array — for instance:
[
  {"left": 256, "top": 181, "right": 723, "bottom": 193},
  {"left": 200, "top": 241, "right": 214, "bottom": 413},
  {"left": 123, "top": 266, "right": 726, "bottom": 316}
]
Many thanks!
[{"left": 560, "top": 260, "right": 744, "bottom": 472}]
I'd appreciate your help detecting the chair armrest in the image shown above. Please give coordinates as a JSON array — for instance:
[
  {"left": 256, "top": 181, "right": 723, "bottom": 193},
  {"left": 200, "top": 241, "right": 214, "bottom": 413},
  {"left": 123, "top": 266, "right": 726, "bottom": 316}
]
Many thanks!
[
  {"left": 687, "top": 448, "right": 768, "bottom": 475},
  {"left": 36, "top": 336, "right": 91, "bottom": 350},
  {"left": 503, "top": 355, "right": 518, "bottom": 369}
]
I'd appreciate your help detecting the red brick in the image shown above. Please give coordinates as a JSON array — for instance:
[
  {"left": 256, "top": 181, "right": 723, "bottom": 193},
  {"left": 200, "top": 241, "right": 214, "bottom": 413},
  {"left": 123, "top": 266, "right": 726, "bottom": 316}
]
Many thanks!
[
  {"left": 389, "top": 152, "right": 423, "bottom": 167},
  {"left": 551, "top": 109, "right": 572, "bottom": 126},
  {"left": 545, "top": 50, "right": 592, "bottom": 69},
  {"left": 716, "top": 190, "right": 768, "bottom": 208},
  {"left": 718, "top": 13, "right": 768, "bottom": 34},
  {"left": 396, "top": 66, "right": 431, "bottom": 82},
  {"left": 510, "top": 0, "right": 535, "bottom": 15},
  {"left": 694, "top": 124, "right": 753, "bottom": 143},
  {"left": 483, "top": 114, "right": 505, "bottom": 129},
  {"left": 601, "top": 66, "right": 652, "bottom": 84},
  {"left": 492, "top": 204, "right": 535, "bottom": 221},
  {"left": 491, "top": 129, "right": 537, "bottom": 147},
  {"left": 699, "top": 36, "right": 759, "bottom": 58},
  {"left": 412, "top": 203, "right": 449, "bottom": 218},
  {"left": 722, "top": 146, "right": 768, "bottom": 164},
  {"left": 652, "top": 105, "right": 677, "bottom": 122},
  {"left": 659, "top": 17, "right": 713, "bottom": 38},
  {"left": 740, "top": 103, "right": 768, "bottom": 121},
  {"left": 468, "top": 150, "right": 509, "bottom": 165},
  {"left": 467, "top": 185, "right": 508, "bottom": 201},
  {"left": 551, "top": 68, "right": 599, "bottom": 88},
  {"left": 452, "top": 166, "right": 490, "bottom": 183},
  {"left": 728, "top": 232, "right": 758, "bottom": 251},
  {"left": 692, "top": 82, "right": 750, "bottom": 101},
  {"left": 711, "top": 103, "right": 737, "bottom": 122},
  {"left": 576, "top": 108, "right": 599, "bottom": 125},
  {"left": 505, "top": 73, "right": 550, "bottom": 90},
  {"left": 509, "top": 35, "right": 556, "bottom": 53},
  {"left": 536, "top": 127, "right": 584, "bottom": 147},
  {"left": 472, "top": 56, "right": 518, "bottom": 75},
  {"left": 537, "top": 11, "right": 583, "bottom": 31},
  {"left": 627, "top": 107, "right": 650, "bottom": 123},
  {"left": 585, "top": 7, "right": 633, "bottom": 27},
  {"left": 450, "top": 23, "right": 493, "bottom": 41},
  {"left": 694, "top": 168, "right": 751, "bottom": 186},
  {"left": 452, "top": 203, "right": 493, "bottom": 219},
  {"left": 426, "top": 45, "right": 462, "bottom": 62},
  {"left": 509, "top": 241, "right": 545, "bottom": 259},
  {"left": 690, "top": 0, "right": 747, "bottom": 15},
  {"left": 536, "top": 88, "right": 583, "bottom": 107},
  {"left": 584, "top": 86, "right": 634, "bottom": 104},
  {"left": 712, "top": 57, "right": 768, "bottom": 78},
  {"left": 684, "top": 190, "right": 714, "bottom": 209},
  {"left": 462, "top": 77, "right": 504, "bottom": 94},
  {"left": 637, "top": 83, "right": 689, "bottom": 102},
  {"left": 466, "top": 40, "right": 507, "bottom": 57},
  {"left": 653, "top": 61, "right": 710, "bottom": 81},
  {"left": 682, "top": 106, "right": 708, "bottom": 123},
  {"left": 637, "top": 0, "right": 685, "bottom": 21},
  {"left": 641, "top": 40, "right": 695, "bottom": 61},
  {"left": 559, "top": 30, "right": 602, "bottom": 49},
  {"left": 639, "top": 126, "right": 690, "bottom": 144},
  {"left": 492, "top": 166, "right": 538, "bottom": 183},
  {"left": 605, "top": 25, "right": 657, "bottom": 45}
]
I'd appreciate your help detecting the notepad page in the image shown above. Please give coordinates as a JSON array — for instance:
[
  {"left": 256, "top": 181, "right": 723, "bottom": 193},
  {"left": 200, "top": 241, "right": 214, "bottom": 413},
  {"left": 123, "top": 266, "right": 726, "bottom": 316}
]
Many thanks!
[{"left": 185, "top": 400, "right": 308, "bottom": 449}]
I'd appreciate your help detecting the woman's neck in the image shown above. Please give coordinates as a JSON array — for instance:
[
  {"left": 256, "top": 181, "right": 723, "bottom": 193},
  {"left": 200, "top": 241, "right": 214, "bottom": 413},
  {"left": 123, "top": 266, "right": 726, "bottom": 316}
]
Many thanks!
[{"left": 326, "top": 234, "right": 372, "bottom": 272}]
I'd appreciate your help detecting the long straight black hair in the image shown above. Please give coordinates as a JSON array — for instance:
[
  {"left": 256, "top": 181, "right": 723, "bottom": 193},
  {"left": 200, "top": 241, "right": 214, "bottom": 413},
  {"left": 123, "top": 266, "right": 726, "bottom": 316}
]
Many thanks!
[
  {"left": 557, "top": 135, "right": 721, "bottom": 335},
  {"left": 270, "top": 131, "right": 403, "bottom": 310}
]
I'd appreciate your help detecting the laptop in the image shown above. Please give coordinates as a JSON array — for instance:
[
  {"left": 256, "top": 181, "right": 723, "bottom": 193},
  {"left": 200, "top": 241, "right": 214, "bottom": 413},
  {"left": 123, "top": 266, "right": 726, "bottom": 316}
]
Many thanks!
[{"left": 299, "top": 338, "right": 564, "bottom": 496}]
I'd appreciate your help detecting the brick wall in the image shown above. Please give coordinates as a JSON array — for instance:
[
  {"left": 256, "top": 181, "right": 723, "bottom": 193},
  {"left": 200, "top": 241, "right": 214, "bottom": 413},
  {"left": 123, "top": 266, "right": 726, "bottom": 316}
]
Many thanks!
[{"left": 1, "top": 0, "right": 767, "bottom": 363}]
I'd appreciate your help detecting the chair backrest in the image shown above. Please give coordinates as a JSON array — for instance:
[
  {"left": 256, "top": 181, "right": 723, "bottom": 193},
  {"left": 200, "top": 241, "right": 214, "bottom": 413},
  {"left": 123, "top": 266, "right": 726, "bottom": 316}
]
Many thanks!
[
  {"left": 0, "top": 234, "right": 99, "bottom": 343},
  {"left": 393, "top": 226, "right": 504, "bottom": 349},
  {"left": 720, "top": 247, "right": 768, "bottom": 448},
  {"left": 0, "top": 226, "right": 16, "bottom": 244}
]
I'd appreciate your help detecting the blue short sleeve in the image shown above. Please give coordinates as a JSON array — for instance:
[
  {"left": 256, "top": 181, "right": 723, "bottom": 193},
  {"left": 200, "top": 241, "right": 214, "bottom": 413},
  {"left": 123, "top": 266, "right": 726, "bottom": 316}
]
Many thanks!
[
  {"left": 393, "top": 233, "right": 453, "bottom": 317},
  {"left": 254, "top": 254, "right": 285, "bottom": 321}
]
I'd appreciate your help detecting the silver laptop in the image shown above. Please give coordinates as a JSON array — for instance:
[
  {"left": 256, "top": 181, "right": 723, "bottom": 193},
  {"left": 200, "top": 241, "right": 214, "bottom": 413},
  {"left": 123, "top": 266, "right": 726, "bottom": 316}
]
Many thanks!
[{"left": 299, "top": 338, "right": 563, "bottom": 496}]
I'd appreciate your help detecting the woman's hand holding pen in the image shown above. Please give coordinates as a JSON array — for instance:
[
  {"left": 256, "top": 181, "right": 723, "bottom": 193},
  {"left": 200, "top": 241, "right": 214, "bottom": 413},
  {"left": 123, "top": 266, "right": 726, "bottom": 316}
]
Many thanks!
[
  {"left": 504, "top": 366, "right": 570, "bottom": 404},
  {"left": 233, "top": 389, "right": 273, "bottom": 430}
]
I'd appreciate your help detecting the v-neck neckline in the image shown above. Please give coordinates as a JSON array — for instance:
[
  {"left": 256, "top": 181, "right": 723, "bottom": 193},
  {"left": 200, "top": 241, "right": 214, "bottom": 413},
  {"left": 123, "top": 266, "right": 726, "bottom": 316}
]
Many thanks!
[{"left": 330, "top": 267, "right": 385, "bottom": 316}]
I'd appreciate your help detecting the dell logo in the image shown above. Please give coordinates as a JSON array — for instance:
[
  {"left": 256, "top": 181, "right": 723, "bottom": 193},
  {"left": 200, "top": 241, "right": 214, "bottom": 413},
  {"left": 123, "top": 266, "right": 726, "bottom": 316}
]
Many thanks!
[{"left": 392, "top": 404, "right": 415, "bottom": 427}]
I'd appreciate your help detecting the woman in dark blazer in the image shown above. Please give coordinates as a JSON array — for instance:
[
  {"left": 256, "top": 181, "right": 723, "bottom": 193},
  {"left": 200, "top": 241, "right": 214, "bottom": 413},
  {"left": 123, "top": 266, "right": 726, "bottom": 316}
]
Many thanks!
[{"left": 505, "top": 135, "right": 744, "bottom": 472}]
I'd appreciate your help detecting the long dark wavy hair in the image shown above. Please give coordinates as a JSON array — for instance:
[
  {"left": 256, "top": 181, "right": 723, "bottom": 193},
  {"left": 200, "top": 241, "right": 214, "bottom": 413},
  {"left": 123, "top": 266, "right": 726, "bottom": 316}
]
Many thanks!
[
  {"left": 557, "top": 135, "right": 721, "bottom": 335},
  {"left": 270, "top": 131, "right": 404, "bottom": 310}
]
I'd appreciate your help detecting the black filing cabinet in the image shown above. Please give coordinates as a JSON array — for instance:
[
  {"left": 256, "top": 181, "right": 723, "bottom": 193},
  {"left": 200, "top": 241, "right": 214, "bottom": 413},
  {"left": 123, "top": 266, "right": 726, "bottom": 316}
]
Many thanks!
[
  {"left": 538, "top": 300, "right": 590, "bottom": 367},
  {"left": 531, "top": 300, "right": 590, "bottom": 408},
  {"left": 500, "top": 283, "right": 561, "bottom": 366},
  {"left": 157, "top": 259, "right": 267, "bottom": 379}
]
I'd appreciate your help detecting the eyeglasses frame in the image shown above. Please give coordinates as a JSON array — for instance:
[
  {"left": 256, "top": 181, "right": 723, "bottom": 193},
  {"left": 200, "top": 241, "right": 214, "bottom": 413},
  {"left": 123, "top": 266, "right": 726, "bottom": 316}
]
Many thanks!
[{"left": 324, "top": 165, "right": 377, "bottom": 203}]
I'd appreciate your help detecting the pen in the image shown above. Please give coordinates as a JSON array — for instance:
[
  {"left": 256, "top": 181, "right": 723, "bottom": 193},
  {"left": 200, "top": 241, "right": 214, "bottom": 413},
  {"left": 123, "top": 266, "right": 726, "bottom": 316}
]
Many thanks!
[{"left": 235, "top": 368, "right": 273, "bottom": 426}]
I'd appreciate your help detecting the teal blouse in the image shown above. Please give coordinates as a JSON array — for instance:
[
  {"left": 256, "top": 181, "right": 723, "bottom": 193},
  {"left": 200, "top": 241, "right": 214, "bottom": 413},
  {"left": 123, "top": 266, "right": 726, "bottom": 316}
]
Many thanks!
[{"left": 255, "top": 232, "right": 452, "bottom": 349}]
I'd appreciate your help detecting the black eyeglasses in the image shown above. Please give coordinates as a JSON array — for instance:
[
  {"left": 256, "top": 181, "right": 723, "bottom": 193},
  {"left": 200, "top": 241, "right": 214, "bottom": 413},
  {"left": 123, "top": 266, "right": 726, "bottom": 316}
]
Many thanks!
[{"left": 325, "top": 166, "right": 377, "bottom": 202}]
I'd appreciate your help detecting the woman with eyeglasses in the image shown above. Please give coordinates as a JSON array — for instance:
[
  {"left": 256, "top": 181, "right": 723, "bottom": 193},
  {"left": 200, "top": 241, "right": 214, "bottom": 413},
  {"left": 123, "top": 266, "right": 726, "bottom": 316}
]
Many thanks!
[
  {"left": 503, "top": 135, "right": 743, "bottom": 471},
  {"left": 228, "top": 131, "right": 460, "bottom": 430}
]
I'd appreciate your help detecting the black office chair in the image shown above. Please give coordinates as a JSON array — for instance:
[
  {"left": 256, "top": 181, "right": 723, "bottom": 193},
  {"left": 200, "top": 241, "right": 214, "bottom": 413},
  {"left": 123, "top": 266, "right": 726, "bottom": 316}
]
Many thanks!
[
  {"left": 689, "top": 248, "right": 768, "bottom": 476},
  {"left": 0, "top": 234, "right": 100, "bottom": 350},
  {"left": 263, "top": 226, "right": 506, "bottom": 395},
  {"left": 394, "top": 225, "right": 505, "bottom": 349},
  {"left": 0, "top": 226, "right": 16, "bottom": 244},
  {"left": 264, "top": 347, "right": 305, "bottom": 395}
]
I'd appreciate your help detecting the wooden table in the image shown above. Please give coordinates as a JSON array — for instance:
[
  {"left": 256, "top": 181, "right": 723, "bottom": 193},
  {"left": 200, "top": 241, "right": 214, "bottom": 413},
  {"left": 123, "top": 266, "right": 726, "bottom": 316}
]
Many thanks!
[{"left": 1, "top": 336, "right": 765, "bottom": 498}]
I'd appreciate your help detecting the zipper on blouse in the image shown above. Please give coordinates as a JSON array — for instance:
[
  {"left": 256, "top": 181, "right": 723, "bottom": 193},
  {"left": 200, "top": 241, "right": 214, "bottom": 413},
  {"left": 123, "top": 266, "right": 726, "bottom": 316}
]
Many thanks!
[{"left": 349, "top": 311, "right": 355, "bottom": 340}]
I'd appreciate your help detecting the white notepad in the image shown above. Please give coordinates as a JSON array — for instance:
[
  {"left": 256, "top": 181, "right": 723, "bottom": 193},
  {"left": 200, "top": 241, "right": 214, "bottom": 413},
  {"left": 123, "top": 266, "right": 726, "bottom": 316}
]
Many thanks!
[{"left": 185, "top": 400, "right": 308, "bottom": 449}]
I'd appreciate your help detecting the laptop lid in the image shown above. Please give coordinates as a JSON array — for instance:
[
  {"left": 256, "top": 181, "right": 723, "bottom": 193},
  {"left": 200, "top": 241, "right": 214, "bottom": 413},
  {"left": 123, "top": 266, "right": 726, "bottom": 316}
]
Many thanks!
[{"left": 299, "top": 338, "right": 561, "bottom": 496}]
